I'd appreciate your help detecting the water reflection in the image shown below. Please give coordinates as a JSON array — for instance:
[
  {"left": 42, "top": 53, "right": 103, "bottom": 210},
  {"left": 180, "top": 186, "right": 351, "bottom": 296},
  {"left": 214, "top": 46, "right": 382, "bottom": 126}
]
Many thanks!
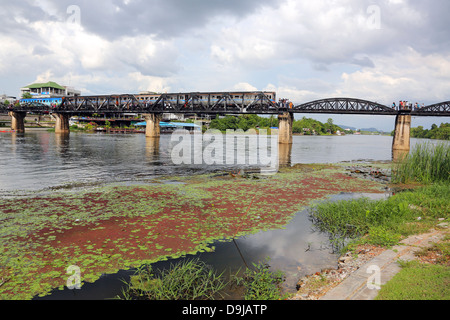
[
  {"left": 278, "top": 143, "right": 292, "bottom": 167},
  {"left": 55, "top": 133, "right": 71, "bottom": 155},
  {"left": 35, "top": 192, "right": 389, "bottom": 300},
  {"left": 145, "top": 137, "right": 160, "bottom": 161},
  {"left": 1, "top": 132, "right": 449, "bottom": 194}
]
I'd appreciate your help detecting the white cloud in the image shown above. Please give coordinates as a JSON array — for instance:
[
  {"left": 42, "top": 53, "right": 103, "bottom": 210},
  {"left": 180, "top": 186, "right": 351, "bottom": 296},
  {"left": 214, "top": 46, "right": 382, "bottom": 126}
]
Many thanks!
[{"left": 1, "top": 0, "right": 450, "bottom": 108}]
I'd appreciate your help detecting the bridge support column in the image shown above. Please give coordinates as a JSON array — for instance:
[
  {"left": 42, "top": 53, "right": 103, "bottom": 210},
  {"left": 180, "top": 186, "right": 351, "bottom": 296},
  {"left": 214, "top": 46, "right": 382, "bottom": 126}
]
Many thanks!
[
  {"left": 392, "top": 114, "right": 411, "bottom": 161},
  {"left": 8, "top": 111, "right": 26, "bottom": 133},
  {"left": 278, "top": 112, "right": 294, "bottom": 144},
  {"left": 54, "top": 113, "right": 71, "bottom": 134},
  {"left": 144, "top": 114, "right": 162, "bottom": 138}
]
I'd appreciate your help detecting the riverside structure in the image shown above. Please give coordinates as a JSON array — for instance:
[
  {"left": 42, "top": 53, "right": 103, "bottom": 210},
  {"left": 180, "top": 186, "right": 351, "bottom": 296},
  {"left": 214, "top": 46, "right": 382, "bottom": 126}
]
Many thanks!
[{"left": 1, "top": 92, "right": 449, "bottom": 159}]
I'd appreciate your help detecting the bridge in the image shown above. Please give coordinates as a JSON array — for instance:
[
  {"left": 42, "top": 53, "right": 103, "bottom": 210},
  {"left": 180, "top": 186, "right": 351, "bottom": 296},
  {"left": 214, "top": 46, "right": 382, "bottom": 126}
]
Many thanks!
[
  {"left": 2, "top": 94, "right": 449, "bottom": 116},
  {"left": 1, "top": 92, "right": 449, "bottom": 159}
]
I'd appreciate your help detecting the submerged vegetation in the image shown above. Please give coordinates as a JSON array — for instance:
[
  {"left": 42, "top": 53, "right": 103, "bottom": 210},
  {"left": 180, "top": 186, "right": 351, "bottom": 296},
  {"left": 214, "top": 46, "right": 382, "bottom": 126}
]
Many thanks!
[{"left": 0, "top": 166, "right": 384, "bottom": 300}]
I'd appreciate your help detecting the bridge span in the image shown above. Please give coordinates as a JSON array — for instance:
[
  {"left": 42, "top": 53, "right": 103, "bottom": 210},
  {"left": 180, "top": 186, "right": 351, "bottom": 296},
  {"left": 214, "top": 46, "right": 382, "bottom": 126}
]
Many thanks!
[{"left": 1, "top": 92, "right": 449, "bottom": 159}]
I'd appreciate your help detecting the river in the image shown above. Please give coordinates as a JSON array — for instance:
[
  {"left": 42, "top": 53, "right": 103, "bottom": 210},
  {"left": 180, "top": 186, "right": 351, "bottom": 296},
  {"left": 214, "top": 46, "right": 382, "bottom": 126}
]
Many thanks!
[
  {"left": 0, "top": 131, "right": 441, "bottom": 193},
  {"left": 0, "top": 130, "right": 446, "bottom": 300}
]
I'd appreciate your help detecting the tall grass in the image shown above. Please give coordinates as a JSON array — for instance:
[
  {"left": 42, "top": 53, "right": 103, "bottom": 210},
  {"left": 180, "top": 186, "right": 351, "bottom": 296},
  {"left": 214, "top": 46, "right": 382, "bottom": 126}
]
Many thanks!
[
  {"left": 392, "top": 142, "right": 450, "bottom": 184},
  {"left": 120, "top": 259, "right": 227, "bottom": 300},
  {"left": 309, "top": 183, "right": 450, "bottom": 253}
]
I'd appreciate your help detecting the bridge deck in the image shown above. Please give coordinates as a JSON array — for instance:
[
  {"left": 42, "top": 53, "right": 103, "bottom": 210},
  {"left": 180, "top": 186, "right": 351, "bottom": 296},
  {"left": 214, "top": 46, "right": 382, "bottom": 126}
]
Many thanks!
[{"left": 1, "top": 94, "right": 449, "bottom": 117}]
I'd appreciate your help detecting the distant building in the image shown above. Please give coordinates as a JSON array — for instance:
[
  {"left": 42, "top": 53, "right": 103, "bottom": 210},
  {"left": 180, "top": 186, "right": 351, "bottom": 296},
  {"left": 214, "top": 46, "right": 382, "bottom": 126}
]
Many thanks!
[
  {"left": 0, "top": 94, "right": 17, "bottom": 104},
  {"left": 20, "top": 81, "right": 81, "bottom": 98}
]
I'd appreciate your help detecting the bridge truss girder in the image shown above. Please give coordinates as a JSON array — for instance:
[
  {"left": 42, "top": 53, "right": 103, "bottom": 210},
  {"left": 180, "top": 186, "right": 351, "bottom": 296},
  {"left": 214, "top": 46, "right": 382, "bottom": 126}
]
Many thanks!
[
  {"left": 293, "top": 98, "right": 397, "bottom": 115},
  {"left": 57, "top": 92, "right": 279, "bottom": 115},
  {"left": 1, "top": 96, "right": 449, "bottom": 117}
]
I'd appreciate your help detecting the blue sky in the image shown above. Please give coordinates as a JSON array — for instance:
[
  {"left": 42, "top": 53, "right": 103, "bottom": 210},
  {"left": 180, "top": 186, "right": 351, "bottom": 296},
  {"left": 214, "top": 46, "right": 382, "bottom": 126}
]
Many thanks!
[{"left": 0, "top": 0, "right": 449, "bottom": 131}]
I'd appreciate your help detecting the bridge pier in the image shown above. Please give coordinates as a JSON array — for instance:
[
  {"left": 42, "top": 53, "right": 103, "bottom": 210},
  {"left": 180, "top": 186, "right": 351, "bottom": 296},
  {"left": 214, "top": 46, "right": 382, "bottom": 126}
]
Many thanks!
[
  {"left": 278, "top": 112, "right": 294, "bottom": 144},
  {"left": 392, "top": 114, "right": 411, "bottom": 161},
  {"left": 144, "top": 114, "right": 162, "bottom": 138},
  {"left": 54, "top": 113, "right": 71, "bottom": 134},
  {"left": 8, "top": 111, "right": 26, "bottom": 133}
]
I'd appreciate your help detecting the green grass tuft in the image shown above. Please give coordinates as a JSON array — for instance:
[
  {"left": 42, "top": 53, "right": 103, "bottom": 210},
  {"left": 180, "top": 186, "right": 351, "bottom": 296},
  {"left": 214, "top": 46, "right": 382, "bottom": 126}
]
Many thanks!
[{"left": 392, "top": 142, "right": 450, "bottom": 184}]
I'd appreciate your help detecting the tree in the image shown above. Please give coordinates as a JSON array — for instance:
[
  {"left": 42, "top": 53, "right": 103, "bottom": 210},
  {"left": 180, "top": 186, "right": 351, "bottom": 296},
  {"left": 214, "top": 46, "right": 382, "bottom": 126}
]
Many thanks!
[{"left": 22, "top": 92, "right": 32, "bottom": 99}]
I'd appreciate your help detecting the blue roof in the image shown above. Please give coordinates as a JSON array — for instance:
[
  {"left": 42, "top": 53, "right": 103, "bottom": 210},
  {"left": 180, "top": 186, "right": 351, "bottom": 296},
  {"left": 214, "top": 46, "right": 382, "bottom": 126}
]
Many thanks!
[{"left": 135, "top": 122, "right": 201, "bottom": 128}]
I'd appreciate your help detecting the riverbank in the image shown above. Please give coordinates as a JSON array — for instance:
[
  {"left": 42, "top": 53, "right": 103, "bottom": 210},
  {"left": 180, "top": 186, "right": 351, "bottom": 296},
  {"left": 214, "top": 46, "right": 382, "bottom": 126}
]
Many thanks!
[
  {"left": 293, "top": 229, "right": 449, "bottom": 300},
  {"left": 0, "top": 164, "right": 387, "bottom": 300},
  {"left": 292, "top": 153, "right": 449, "bottom": 301}
]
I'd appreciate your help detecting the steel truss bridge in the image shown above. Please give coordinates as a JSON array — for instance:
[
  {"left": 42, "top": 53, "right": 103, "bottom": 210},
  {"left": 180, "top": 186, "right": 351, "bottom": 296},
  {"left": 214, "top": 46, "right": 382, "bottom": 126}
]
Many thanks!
[{"left": 1, "top": 93, "right": 449, "bottom": 117}]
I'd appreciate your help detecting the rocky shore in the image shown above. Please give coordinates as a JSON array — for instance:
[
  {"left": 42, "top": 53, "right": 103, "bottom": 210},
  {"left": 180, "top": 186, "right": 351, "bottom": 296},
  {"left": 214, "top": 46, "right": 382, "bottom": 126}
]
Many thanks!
[
  {"left": 291, "top": 227, "right": 449, "bottom": 300},
  {"left": 292, "top": 244, "right": 385, "bottom": 300}
]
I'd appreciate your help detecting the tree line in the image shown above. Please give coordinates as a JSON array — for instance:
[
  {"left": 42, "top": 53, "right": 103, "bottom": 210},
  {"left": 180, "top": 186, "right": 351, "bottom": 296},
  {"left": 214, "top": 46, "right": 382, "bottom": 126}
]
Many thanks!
[
  {"left": 209, "top": 115, "right": 344, "bottom": 135},
  {"left": 410, "top": 123, "right": 449, "bottom": 140}
]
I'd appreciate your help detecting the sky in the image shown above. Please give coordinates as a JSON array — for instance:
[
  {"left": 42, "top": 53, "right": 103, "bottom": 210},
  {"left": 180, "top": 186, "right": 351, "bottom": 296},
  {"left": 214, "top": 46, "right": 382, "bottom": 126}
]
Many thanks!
[{"left": 0, "top": 0, "right": 449, "bottom": 131}]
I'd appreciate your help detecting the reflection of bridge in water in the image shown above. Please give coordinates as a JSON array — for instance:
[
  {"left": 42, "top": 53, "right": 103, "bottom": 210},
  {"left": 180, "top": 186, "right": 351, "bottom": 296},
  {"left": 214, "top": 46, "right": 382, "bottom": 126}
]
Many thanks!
[{"left": 2, "top": 93, "right": 449, "bottom": 161}]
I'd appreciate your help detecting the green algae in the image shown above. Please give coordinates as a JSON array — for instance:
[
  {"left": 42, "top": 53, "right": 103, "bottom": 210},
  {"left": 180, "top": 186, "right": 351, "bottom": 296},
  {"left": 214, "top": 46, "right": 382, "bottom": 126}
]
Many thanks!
[{"left": 0, "top": 166, "right": 385, "bottom": 300}]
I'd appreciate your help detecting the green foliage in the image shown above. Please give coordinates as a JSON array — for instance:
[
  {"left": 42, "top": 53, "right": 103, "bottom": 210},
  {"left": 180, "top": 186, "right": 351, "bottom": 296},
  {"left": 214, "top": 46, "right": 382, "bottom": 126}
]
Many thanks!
[
  {"left": 411, "top": 123, "right": 449, "bottom": 140},
  {"left": 392, "top": 142, "right": 450, "bottom": 184},
  {"left": 309, "top": 183, "right": 450, "bottom": 252},
  {"left": 233, "top": 259, "right": 287, "bottom": 300},
  {"left": 210, "top": 114, "right": 278, "bottom": 132},
  {"left": 121, "top": 259, "right": 227, "bottom": 300},
  {"left": 209, "top": 115, "right": 343, "bottom": 135}
]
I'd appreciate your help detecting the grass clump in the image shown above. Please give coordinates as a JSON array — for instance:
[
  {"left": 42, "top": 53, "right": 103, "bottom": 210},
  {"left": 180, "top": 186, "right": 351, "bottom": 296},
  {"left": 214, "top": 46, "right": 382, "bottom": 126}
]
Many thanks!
[
  {"left": 233, "top": 259, "right": 288, "bottom": 300},
  {"left": 309, "top": 183, "right": 450, "bottom": 253},
  {"left": 392, "top": 142, "right": 450, "bottom": 184},
  {"left": 120, "top": 258, "right": 227, "bottom": 300}
]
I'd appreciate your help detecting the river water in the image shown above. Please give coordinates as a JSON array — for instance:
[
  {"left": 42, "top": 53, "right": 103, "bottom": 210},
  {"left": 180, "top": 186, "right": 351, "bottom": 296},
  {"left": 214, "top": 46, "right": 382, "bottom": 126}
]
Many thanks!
[
  {"left": 0, "top": 131, "right": 439, "bottom": 193},
  {"left": 0, "top": 130, "right": 445, "bottom": 300}
]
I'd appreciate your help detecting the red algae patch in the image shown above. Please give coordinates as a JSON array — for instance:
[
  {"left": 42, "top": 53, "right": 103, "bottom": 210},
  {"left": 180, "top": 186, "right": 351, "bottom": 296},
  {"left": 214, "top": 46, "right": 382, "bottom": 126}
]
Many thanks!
[{"left": 0, "top": 166, "right": 386, "bottom": 300}]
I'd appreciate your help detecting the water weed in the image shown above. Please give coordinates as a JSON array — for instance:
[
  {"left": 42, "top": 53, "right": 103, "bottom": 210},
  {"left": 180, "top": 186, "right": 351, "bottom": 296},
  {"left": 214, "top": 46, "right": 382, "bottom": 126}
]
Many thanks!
[
  {"left": 232, "top": 259, "right": 288, "bottom": 300},
  {"left": 392, "top": 142, "right": 450, "bottom": 184},
  {"left": 121, "top": 258, "right": 227, "bottom": 300}
]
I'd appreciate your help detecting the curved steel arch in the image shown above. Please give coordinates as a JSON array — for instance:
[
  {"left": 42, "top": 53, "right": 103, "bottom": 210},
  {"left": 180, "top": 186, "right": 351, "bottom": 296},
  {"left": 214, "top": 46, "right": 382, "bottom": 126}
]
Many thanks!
[
  {"left": 413, "top": 101, "right": 450, "bottom": 116},
  {"left": 293, "top": 98, "right": 396, "bottom": 115}
]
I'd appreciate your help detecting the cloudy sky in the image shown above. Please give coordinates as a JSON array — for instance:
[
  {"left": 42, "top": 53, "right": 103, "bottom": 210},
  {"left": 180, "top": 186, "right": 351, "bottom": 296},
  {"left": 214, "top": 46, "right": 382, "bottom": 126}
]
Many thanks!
[{"left": 1, "top": 0, "right": 449, "bottom": 131}]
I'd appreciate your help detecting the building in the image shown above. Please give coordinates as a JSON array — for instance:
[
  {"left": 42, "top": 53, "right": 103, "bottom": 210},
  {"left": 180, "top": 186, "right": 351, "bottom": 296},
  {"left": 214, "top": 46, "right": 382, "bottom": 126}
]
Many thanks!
[
  {"left": 20, "top": 81, "right": 81, "bottom": 98},
  {"left": 0, "top": 94, "right": 17, "bottom": 104}
]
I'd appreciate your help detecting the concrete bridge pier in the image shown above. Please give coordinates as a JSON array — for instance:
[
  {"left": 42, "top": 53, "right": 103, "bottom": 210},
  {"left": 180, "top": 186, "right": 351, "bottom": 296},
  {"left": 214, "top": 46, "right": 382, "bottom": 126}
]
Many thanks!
[
  {"left": 144, "top": 114, "right": 163, "bottom": 138},
  {"left": 8, "top": 111, "right": 26, "bottom": 133},
  {"left": 54, "top": 113, "right": 71, "bottom": 134},
  {"left": 392, "top": 114, "right": 412, "bottom": 161},
  {"left": 278, "top": 112, "right": 294, "bottom": 144}
]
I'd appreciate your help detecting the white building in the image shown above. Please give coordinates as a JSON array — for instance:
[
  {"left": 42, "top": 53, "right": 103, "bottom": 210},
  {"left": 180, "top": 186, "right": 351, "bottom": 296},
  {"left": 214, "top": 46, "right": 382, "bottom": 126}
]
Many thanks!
[
  {"left": 20, "top": 81, "right": 81, "bottom": 98},
  {"left": 0, "top": 94, "right": 17, "bottom": 104}
]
